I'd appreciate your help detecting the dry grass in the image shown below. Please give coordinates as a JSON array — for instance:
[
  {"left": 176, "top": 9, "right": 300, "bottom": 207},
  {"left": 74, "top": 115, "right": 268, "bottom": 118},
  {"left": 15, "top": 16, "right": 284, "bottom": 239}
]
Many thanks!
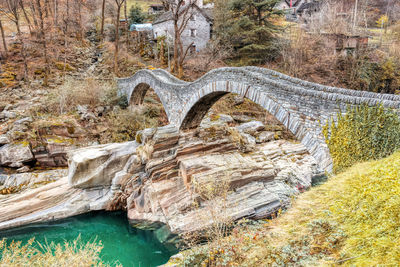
[
  {"left": 47, "top": 78, "right": 119, "bottom": 115},
  {"left": 0, "top": 236, "right": 117, "bottom": 266}
]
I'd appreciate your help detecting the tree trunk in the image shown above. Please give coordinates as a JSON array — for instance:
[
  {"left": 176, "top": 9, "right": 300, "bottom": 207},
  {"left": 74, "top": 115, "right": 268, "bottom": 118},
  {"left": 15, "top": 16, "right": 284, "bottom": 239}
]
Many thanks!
[
  {"left": 54, "top": 0, "right": 58, "bottom": 27},
  {"left": 172, "top": 21, "right": 179, "bottom": 74},
  {"left": 0, "top": 20, "right": 7, "bottom": 53},
  {"left": 15, "top": 19, "right": 29, "bottom": 82},
  {"left": 36, "top": 0, "right": 50, "bottom": 86},
  {"left": 29, "top": 2, "right": 39, "bottom": 29},
  {"left": 101, "top": 0, "right": 106, "bottom": 39},
  {"left": 63, "top": 0, "right": 70, "bottom": 77},
  {"left": 44, "top": 0, "right": 50, "bottom": 17},
  {"left": 115, "top": 3, "right": 122, "bottom": 74},
  {"left": 124, "top": 0, "right": 130, "bottom": 48},
  {"left": 75, "top": 0, "right": 83, "bottom": 41},
  {"left": 19, "top": 0, "right": 33, "bottom": 35}
]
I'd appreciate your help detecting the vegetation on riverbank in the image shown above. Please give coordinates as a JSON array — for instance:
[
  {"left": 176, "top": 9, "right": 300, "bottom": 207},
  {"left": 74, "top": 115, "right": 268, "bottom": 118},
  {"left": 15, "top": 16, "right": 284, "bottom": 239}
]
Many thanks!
[
  {"left": 323, "top": 104, "right": 400, "bottom": 173},
  {"left": 0, "top": 236, "right": 113, "bottom": 266},
  {"left": 172, "top": 151, "right": 400, "bottom": 266}
]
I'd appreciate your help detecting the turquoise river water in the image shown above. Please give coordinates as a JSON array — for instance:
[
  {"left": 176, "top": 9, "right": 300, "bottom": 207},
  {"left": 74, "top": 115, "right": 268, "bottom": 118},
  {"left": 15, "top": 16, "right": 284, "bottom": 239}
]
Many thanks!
[{"left": 0, "top": 211, "right": 176, "bottom": 267}]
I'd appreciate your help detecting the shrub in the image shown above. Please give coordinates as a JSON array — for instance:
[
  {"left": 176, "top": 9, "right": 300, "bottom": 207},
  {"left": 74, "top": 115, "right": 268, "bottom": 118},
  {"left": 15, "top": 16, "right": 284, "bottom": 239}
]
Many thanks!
[
  {"left": 49, "top": 78, "right": 119, "bottom": 114},
  {"left": 323, "top": 104, "right": 400, "bottom": 173},
  {"left": 105, "top": 107, "right": 159, "bottom": 143},
  {"left": 0, "top": 236, "right": 114, "bottom": 266}
]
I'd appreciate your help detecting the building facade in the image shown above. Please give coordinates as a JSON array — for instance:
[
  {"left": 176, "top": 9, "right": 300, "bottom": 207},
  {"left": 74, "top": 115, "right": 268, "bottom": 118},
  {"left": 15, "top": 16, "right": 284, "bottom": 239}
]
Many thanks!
[{"left": 152, "top": 5, "right": 213, "bottom": 52}]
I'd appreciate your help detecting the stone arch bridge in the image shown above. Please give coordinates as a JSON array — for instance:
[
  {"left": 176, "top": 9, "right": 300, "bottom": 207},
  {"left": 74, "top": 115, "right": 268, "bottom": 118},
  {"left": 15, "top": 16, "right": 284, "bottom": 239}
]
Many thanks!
[{"left": 117, "top": 67, "right": 400, "bottom": 173}]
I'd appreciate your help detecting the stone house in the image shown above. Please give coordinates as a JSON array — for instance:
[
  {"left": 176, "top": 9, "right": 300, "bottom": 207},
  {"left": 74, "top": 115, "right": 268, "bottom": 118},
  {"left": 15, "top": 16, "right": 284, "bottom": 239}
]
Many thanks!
[
  {"left": 276, "top": 0, "right": 322, "bottom": 20},
  {"left": 152, "top": 1, "right": 213, "bottom": 52}
]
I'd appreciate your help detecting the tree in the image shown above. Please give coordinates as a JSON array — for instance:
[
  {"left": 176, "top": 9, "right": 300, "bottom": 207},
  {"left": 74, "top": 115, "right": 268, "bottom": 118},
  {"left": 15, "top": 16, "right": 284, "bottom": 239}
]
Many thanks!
[
  {"left": 0, "top": 0, "right": 29, "bottom": 81},
  {"left": 216, "top": 0, "right": 283, "bottom": 64},
  {"left": 35, "top": 0, "right": 50, "bottom": 86},
  {"left": 128, "top": 4, "right": 145, "bottom": 24},
  {"left": 114, "top": 0, "right": 126, "bottom": 74},
  {"left": 0, "top": 19, "right": 7, "bottom": 53},
  {"left": 100, "top": 0, "right": 106, "bottom": 39},
  {"left": 161, "top": 0, "right": 196, "bottom": 78}
]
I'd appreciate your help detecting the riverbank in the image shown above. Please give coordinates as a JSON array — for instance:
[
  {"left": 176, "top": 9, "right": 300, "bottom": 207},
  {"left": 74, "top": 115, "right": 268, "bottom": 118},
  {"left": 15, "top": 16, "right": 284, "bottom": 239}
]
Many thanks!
[{"left": 168, "top": 151, "right": 400, "bottom": 266}]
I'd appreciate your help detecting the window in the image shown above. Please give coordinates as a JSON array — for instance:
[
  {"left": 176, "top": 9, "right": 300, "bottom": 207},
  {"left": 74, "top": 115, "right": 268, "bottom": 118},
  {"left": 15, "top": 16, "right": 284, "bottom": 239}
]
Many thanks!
[
  {"left": 190, "top": 29, "right": 196, "bottom": 37},
  {"left": 190, "top": 45, "right": 196, "bottom": 54}
]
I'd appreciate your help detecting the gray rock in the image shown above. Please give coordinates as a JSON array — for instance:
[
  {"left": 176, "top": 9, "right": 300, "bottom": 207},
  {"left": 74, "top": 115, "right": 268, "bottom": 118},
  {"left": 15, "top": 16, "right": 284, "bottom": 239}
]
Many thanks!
[
  {"left": 256, "top": 131, "right": 275, "bottom": 143},
  {"left": 240, "top": 133, "right": 256, "bottom": 152},
  {"left": 16, "top": 166, "right": 30, "bottom": 173},
  {"left": 0, "top": 174, "right": 7, "bottom": 185},
  {"left": 95, "top": 106, "right": 105, "bottom": 116},
  {"left": 200, "top": 114, "right": 234, "bottom": 128},
  {"left": 76, "top": 105, "right": 88, "bottom": 114},
  {"left": 0, "top": 135, "right": 10, "bottom": 146},
  {"left": 236, "top": 121, "right": 265, "bottom": 135},
  {"left": 231, "top": 114, "right": 253, "bottom": 123},
  {"left": 3, "top": 104, "right": 12, "bottom": 111},
  {"left": 2, "top": 111, "right": 16, "bottom": 119},
  {"left": 14, "top": 117, "right": 32, "bottom": 125},
  {"left": 2, "top": 169, "right": 67, "bottom": 189},
  {"left": 233, "top": 95, "right": 245, "bottom": 106},
  {"left": 0, "top": 144, "right": 34, "bottom": 168}
]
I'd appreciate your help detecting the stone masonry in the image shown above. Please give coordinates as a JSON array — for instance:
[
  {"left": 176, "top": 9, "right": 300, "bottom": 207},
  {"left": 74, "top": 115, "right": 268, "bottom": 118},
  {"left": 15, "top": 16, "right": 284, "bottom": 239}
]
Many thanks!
[{"left": 117, "top": 67, "right": 400, "bottom": 173}]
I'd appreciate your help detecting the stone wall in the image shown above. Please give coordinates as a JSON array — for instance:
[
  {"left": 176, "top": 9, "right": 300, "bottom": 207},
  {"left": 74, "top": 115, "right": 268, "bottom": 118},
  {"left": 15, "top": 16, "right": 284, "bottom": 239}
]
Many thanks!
[{"left": 117, "top": 67, "right": 400, "bottom": 173}]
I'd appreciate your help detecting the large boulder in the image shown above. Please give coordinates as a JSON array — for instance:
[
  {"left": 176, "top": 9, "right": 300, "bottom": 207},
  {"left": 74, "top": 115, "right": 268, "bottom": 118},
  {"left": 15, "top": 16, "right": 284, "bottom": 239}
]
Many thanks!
[
  {"left": 68, "top": 142, "right": 138, "bottom": 188},
  {"left": 0, "top": 144, "right": 34, "bottom": 168}
]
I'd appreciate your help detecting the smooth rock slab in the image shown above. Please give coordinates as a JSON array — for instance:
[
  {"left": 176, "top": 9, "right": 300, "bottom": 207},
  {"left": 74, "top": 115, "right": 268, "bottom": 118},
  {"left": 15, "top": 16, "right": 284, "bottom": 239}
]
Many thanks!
[{"left": 68, "top": 142, "right": 138, "bottom": 188}]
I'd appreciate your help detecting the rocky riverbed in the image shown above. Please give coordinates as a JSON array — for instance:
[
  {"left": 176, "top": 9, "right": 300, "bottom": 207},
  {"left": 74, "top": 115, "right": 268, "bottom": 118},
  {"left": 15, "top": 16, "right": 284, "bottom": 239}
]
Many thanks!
[{"left": 0, "top": 115, "right": 323, "bottom": 248}]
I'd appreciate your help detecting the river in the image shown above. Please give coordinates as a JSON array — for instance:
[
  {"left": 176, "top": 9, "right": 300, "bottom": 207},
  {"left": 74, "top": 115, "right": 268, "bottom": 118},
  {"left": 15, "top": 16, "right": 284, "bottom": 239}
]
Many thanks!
[{"left": 0, "top": 211, "right": 176, "bottom": 267}]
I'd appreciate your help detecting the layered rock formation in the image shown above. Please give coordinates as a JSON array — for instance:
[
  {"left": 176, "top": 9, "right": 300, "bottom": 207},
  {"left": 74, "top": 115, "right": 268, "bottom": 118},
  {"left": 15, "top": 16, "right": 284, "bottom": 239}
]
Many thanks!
[
  {"left": 0, "top": 118, "right": 322, "bottom": 247},
  {"left": 117, "top": 124, "right": 321, "bottom": 238}
]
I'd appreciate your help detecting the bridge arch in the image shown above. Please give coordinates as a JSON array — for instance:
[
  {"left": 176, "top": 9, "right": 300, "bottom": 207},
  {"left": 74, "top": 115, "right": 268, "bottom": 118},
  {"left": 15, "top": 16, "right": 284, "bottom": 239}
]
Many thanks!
[{"left": 178, "top": 82, "right": 329, "bottom": 171}]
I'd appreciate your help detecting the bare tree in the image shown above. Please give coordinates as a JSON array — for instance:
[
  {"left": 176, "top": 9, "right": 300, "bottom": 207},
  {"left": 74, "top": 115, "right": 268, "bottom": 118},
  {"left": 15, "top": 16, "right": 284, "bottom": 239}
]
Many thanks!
[
  {"left": 0, "top": 19, "right": 7, "bottom": 53},
  {"left": 161, "top": 0, "right": 196, "bottom": 78},
  {"left": 35, "top": 0, "right": 50, "bottom": 86},
  {"left": 114, "top": 0, "right": 125, "bottom": 74},
  {"left": 19, "top": 0, "right": 32, "bottom": 35},
  {"left": 100, "top": 0, "right": 106, "bottom": 39},
  {"left": 0, "top": 0, "right": 29, "bottom": 81}
]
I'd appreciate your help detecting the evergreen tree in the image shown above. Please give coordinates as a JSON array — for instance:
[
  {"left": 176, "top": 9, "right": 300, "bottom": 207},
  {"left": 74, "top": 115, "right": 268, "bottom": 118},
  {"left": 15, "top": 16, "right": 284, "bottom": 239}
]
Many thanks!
[
  {"left": 129, "top": 5, "right": 146, "bottom": 24},
  {"left": 216, "top": 0, "right": 283, "bottom": 64}
]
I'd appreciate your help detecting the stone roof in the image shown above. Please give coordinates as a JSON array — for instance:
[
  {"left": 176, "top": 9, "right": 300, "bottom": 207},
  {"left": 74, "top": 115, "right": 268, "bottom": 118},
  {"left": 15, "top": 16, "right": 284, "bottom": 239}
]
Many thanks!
[
  {"left": 153, "top": 5, "right": 213, "bottom": 25},
  {"left": 297, "top": 1, "right": 322, "bottom": 13}
]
